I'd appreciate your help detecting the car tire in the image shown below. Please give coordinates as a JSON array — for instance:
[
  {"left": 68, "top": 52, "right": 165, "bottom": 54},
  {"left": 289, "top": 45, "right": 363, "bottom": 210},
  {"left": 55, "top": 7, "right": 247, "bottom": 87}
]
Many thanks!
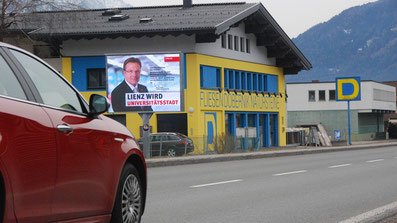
[
  {"left": 167, "top": 147, "right": 177, "bottom": 157},
  {"left": 111, "top": 163, "right": 143, "bottom": 223}
]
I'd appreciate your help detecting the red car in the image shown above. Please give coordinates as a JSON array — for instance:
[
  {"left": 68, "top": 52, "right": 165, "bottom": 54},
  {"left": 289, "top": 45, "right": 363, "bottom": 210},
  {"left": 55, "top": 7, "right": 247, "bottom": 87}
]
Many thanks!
[{"left": 0, "top": 42, "right": 146, "bottom": 223}]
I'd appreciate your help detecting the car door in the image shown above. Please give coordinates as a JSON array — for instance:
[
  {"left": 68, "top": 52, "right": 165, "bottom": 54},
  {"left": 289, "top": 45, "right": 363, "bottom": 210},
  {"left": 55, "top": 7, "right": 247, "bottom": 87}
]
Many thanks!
[
  {"left": 0, "top": 48, "right": 57, "bottom": 223},
  {"left": 7, "top": 48, "right": 116, "bottom": 221}
]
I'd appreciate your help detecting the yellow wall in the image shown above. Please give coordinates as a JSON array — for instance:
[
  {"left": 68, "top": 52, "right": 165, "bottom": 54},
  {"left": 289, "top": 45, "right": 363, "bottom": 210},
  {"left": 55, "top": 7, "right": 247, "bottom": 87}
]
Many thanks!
[
  {"left": 186, "top": 54, "right": 287, "bottom": 149},
  {"left": 61, "top": 57, "right": 72, "bottom": 83},
  {"left": 64, "top": 53, "right": 287, "bottom": 151}
]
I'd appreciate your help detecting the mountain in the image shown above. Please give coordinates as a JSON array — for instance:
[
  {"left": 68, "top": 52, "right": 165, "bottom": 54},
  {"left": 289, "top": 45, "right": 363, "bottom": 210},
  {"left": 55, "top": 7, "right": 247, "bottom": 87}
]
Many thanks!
[
  {"left": 287, "top": 0, "right": 397, "bottom": 83},
  {"left": 38, "top": 0, "right": 131, "bottom": 11}
]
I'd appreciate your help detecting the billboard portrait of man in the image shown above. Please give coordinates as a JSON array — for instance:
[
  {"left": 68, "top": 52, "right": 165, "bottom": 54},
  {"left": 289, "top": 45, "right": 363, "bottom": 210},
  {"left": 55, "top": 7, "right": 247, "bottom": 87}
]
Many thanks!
[
  {"left": 107, "top": 53, "right": 182, "bottom": 113},
  {"left": 111, "top": 57, "right": 153, "bottom": 112}
]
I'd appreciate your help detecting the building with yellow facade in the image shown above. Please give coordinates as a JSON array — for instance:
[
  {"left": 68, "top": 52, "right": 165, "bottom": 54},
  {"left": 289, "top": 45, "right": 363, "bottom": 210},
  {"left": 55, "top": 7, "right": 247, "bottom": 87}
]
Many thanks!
[{"left": 11, "top": 1, "right": 311, "bottom": 153}]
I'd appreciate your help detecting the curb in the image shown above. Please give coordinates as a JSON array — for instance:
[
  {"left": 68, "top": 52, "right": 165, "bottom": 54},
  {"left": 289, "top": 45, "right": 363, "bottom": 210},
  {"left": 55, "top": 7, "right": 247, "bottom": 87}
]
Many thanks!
[{"left": 146, "top": 142, "right": 397, "bottom": 168}]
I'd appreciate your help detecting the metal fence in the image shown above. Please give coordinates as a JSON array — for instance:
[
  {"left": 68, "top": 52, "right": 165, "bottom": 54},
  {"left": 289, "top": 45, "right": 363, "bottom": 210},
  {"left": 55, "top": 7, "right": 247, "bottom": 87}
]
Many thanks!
[
  {"left": 184, "top": 134, "right": 272, "bottom": 155},
  {"left": 140, "top": 134, "right": 273, "bottom": 157}
]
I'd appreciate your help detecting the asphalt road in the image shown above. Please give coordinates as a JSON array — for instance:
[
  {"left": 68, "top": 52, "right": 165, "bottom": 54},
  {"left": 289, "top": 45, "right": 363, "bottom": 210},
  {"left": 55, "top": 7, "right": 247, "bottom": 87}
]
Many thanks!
[{"left": 142, "top": 146, "right": 397, "bottom": 223}]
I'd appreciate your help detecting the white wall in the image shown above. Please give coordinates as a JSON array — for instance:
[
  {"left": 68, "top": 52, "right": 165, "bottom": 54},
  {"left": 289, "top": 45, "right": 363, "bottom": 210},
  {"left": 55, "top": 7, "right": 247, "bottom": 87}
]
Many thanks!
[
  {"left": 61, "top": 23, "right": 276, "bottom": 66},
  {"left": 195, "top": 23, "right": 275, "bottom": 66},
  {"left": 287, "top": 81, "right": 396, "bottom": 111}
]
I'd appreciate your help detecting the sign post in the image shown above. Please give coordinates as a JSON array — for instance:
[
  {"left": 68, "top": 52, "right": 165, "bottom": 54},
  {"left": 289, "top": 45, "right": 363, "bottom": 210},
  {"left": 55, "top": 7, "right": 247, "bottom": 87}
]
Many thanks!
[
  {"left": 139, "top": 113, "right": 153, "bottom": 158},
  {"left": 336, "top": 77, "right": 361, "bottom": 145}
]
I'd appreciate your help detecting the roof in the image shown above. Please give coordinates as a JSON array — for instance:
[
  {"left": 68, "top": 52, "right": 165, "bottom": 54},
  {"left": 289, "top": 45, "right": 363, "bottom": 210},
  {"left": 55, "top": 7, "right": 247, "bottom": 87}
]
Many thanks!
[{"left": 10, "top": 2, "right": 311, "bottom": 74}]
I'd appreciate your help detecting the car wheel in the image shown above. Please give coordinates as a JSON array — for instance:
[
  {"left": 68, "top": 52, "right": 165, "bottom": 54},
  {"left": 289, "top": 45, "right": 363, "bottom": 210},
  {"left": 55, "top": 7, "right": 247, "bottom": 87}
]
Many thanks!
[
  {"left": 111, "top": 163, "right": 143, "bottom": 223},
  {"left": 167, "top": 147, "right": 177, "bottom": 157}
]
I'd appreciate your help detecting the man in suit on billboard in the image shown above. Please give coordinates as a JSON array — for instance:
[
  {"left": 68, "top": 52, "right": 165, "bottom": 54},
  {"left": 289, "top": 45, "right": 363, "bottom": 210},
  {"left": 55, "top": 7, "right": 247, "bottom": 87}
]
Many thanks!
[{"left": 111, "top": 57, "right": 153, "bottom": 112}]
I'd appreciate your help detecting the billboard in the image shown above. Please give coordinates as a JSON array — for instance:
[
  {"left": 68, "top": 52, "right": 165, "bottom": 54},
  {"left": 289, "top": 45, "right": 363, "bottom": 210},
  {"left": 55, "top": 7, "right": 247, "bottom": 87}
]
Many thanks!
[{"left": 107, "top": 53, "right": 183, "bottom": 113}]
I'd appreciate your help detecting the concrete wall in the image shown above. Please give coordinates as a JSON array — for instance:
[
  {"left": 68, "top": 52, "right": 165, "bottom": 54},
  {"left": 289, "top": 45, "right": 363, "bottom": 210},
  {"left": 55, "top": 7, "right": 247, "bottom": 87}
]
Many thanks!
[
  {"left": 288, "top": 110, "right": 384, "bottom": 141},
  {"left": 358, "top": 113, "right": 384, "bottom": 134},
  {"left": 288, "top": 110, "right": 358, "bottom": 140}
]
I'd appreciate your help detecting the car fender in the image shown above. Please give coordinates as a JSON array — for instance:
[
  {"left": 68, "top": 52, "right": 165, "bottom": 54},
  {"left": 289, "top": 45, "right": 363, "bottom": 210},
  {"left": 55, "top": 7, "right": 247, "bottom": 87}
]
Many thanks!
[
  {"left": 111, "top": 139, "right": 147, "bottom": 215},
  {"left": 0, "top": 159, "right": 17, "bottom": 223}
]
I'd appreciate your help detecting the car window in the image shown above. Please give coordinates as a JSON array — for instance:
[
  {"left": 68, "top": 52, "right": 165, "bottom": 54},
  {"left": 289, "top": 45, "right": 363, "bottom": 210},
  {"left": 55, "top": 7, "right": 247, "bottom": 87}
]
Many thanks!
[
  {"left": 169, "top": 135, "right": 179, "bottom": 141},
  {"left": 0, "top": 54, "right": 27, "bottom": 100},
  {"left": 152, "top": 136, "right": 161, "bottom": 142},
  {"left": 9, "top": 49, "right": 84, "bottom": 113}
]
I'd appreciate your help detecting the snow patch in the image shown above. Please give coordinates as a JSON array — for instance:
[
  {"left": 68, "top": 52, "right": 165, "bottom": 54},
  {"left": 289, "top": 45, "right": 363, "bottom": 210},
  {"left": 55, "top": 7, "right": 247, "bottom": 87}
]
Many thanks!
[
  {"left": 366, "top": 39, "right": 373, "bottom": 47},
  {"left": 344, "top": 29, "right": 352, "bottom": 34}
]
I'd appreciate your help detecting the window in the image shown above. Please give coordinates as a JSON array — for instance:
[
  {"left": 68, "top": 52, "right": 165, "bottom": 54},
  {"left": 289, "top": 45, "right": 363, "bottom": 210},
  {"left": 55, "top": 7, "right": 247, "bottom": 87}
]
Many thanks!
[
  {"left": 10, "top": 49, "right": 84, "bottom": 113},
  {"left": 241, "top": 72, "right": 246, "bottom": 90},
  {"left": 240, "top": 37, "right": 245, "bottom": 52},
  {"left": 200, "top": 65, "right": 221, "bottom": 89},
  {"left": 228, "top": 70, "right": 235, "bottom": 89},
  {"left": 221, "top": 33, "right": 226, "bottom": 48},
  {"left": 263, "top": 75, "right": 267, "bottom": 91},
  {"left": 267, "top": 75, "right": 278, "bottom": 92},
  {"left": 329, "top": 90, "right": 336, "bottom": 101},
  {"left": 224, "top": 69, "right": 229, "bottom": 88},
  {"left": 234, "top": 36, "right": 239, "bottom": 51},
  {"left": 247, "top": 73, "right": 252, "bottom": 90},
  {"left": 258, "top": 75, "right": 263, "bottom": 91},
  {"left": 0, "top": 54, "right": 27, "bottom": 100},
  {"left": 228, "top": 34, "right": 233, "bottom": 50},
  {"left": 168, "top": 135, "right": 179, "bottom": 141},
  {"left": 223, "top": 69, "right": 268, "bottom": 91},
  {"left": 235, "top": 71, "right": 241, "bottom": 89},
  {"left": 246, "top": 39, "right": 251, "bottom": 53},
  {"left": 308, "top": 90, "right": 315, "bottom": 101},
  {"left": 319, "top": 90, "right": 325, "bottom": 101},
  {"left": 87, "top": 68, "right": 106, "bottom": 90}
]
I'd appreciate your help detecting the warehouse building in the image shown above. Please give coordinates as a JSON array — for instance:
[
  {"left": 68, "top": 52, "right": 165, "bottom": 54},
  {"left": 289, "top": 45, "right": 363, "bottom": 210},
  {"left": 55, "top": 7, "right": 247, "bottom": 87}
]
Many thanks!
[{"left": 287, "top": 81, "right": 396, "bottom": 141}]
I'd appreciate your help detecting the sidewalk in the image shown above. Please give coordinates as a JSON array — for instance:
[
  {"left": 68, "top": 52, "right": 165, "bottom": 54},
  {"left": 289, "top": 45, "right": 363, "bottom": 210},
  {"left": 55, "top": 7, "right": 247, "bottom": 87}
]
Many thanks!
[{"left": 146, "top": 140, "right": 397, "bottom": 168}]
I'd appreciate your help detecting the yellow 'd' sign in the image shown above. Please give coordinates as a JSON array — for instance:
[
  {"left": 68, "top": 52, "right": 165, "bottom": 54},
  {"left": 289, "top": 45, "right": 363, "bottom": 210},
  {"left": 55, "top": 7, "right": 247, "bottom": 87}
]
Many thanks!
[{"left": 336, "top": 77, "right": 361, "bottom": 101}]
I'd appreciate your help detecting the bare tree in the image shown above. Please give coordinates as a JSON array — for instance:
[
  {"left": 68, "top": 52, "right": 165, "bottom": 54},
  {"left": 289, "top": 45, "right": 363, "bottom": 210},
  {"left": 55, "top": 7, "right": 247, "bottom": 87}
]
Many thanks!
[{"left": 0, "top": 0, "right": 83, "bottom": 40}]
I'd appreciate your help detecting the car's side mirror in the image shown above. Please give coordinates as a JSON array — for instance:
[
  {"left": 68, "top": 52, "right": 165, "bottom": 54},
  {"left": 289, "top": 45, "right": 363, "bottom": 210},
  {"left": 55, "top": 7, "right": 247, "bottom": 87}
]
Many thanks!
[{"left": 88, "top": 94, "right": 110, "bottom": 117}]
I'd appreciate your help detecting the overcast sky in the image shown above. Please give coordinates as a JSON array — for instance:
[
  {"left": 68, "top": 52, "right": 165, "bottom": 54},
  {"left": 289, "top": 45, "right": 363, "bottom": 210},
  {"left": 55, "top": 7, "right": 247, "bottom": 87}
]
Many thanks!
[{"left": 124, "top": 0, "right": 378, "bottom": 38}]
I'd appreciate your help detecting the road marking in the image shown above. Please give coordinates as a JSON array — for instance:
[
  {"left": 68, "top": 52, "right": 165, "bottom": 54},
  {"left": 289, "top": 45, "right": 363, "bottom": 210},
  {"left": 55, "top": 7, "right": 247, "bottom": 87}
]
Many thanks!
[
  {"left": 366, "top": 159, "right": 384, "bottom": 163},
  {"left": 328, "top": 164, "right": 352, "bottom": 169},
  {"left": 190, "top": 179, "right": 243, "bottom": 188},
  {"left": 273, "top": 170, "right": 307, "bottom": 176},
  {"left": 339, "top": 200, "right": 397, "bottom": 223}
]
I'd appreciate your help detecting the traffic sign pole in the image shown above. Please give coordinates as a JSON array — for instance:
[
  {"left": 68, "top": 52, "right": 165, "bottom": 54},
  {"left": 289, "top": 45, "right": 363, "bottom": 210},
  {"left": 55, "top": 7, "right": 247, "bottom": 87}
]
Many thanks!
[
  {"left": 336, "top": 77, "right": 360, "bottom": 146},
  {"left": 348, "top": 101, "right": 352, "bottom": 145}
]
